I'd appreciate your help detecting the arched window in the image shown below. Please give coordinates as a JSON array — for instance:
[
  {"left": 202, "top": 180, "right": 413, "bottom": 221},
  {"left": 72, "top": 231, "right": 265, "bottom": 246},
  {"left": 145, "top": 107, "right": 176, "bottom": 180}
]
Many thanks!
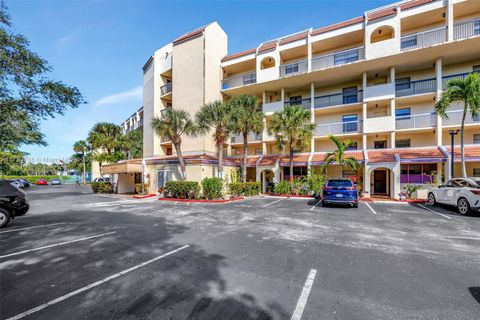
[
  {"left": 370, "top": 26, "right": 395, "bottom": 43},
  {"left": 260, "top": 56, "right": 275, "bottom": 69}
]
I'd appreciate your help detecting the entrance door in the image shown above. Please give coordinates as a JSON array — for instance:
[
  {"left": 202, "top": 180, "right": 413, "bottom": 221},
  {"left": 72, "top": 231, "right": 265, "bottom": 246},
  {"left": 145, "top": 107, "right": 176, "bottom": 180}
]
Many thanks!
[
  {"left": 157, "top": 170, "right": 172, "bottom": 191},
  {"left": 373, "top": 170, "right": 387, "bottom": 195}
]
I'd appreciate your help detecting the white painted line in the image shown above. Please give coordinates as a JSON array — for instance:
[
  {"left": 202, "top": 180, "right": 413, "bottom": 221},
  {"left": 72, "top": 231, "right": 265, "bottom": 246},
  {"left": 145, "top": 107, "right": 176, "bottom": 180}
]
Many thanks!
[
  {"left": 0, "top": 232, "right": 116, "bottom": 259},
  {"left": 0, "top": 223, "right": 66, "bottom": 234},
  {"left": 5, "top": 245, "right": 189, "bottom": 320},
  {"left": 262, "top": 198, "right": 285, "bottom": 208},
  {"left": 443, "top": 236, "right": 480, "bottom": 240},
  {"left": 88, "top": 200, "right": 136, "bottom": 207},
  {"left": 310, "top": 200, "right": 322, "bottom": 210},
  {"left": 291, "top": 269, "right": 317, "bottom": 320},
  {"left": 364, "top": 202, "right": 377, "bottom": 215},
  {"left": 417, "top": 204, "right": 452, "bottom": 220}
]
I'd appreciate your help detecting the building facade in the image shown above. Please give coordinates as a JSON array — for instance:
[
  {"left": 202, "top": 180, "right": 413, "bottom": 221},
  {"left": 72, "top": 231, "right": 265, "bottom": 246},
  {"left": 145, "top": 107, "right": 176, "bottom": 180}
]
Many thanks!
[{"left": 110, "top": 0, "right": 480, "bottom": 198}]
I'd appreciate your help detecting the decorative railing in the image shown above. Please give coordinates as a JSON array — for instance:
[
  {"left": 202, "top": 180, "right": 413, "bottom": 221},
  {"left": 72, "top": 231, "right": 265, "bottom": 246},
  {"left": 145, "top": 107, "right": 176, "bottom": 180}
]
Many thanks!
[
  {"left": 279, "top": 60, "right": 308, "bottom": 77},
  {"left": 160, "top": 82, "right": 172, "bottom": 95},
  {"left": 315, "top": 120, "right": 362, "bottom": 136},
  {"left": 311, "top": 47, "right": 364, "bottom": 71},
  {"left": 400, "top": 174, "right": 433, "bottom": 184},
  {"left": 395, "top": 113, "right": 436, "bottom": 130},
  {"left": 395, "top": 78, "right": 436, "bottom": 97},
  {"left": 222, "top": 72, "right": 256, "bottom": 89},
  {"left": 453, "top": 18, "right": 480, "bottom": 40},
  {"left": 284, "top": 98, "right": 311, "bottom": 109},
  {"left": 401, "top": 27, "right": 447, "bottom": 51},
  {"left": 443, "top": 110, "right": 480, "bottom": 126},
  {"left": 314, "top": 90, "right": 363, "bottom": 109},
  {"left": 230, "top": 132, "right": 263, "bottom": 144}
]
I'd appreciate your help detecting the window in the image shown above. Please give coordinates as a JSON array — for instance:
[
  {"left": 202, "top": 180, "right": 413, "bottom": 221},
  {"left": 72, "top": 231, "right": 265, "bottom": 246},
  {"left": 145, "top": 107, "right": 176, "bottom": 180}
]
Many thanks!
[
  {"left": 334, "top": 49, "right": 359, "bottom": 65},
  {"left": 396, "top": 77, "right": 411, "bottom": 91},
  {"left": 134, "top": 173, "right": 143, "bottom": 184},
  {"left": 401, "top": 35, "right": 417, "bottom": 49},
  {"left": 396, "top": 139, "right": 411, "bottom": 148},
  {"left": 283, "top": 166, "right": 308, "bottom": 177},
  {"left": 285, "top": 63, "right": 299, "bottom": 75},
  {"left": 395, "top": 108, "right": 411, "bottom": 119},
  {"left": 374, "top": 140, "right": 387, "bottom": 149},
  {"left": 473, "top": 168, "right": 480, "bottom": 177},
  {"left": 342, "top": 114, "right": 358, "bottom": 133},
  {"left": 474, "top": 134, "right": 480, "bottom": 144},
  {"left": 255, "top": 148, "right": 263, "bottom": 155},
  {"left": 243, "top": 73, "right": 256, "bottom": 85},
  {"left": 342, "top": 87, "right": 358, "bottom": 104},
  {"left": 157, "top": 170, "right": 172, "bottom": 190},
  {"left": 475, "top": 20, "right": 480, "bottom": 35},
  {"left": 347, "top": 142, "right": 358, "bottom": 150},
  {"left": 288, "top": 95, "right": 302, "bottom": 106},
  {"left": 473, "top": 65, "right": 480, "bottom": 73}
]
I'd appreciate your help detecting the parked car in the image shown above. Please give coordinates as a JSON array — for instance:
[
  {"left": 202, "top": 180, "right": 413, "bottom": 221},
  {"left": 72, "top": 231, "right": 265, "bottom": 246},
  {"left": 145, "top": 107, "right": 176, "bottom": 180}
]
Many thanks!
[
  {"left": 0, "top": 179, "right": 30, "bottom": 228},
  {"left": 51, "top": 178, "right": 62, "bottom": 185},
  {"left": 94, "top": 177, "right": 110, "bottom": 182},
  {"left": 36, "top": 179, "right": 48, "bottom": 185},
  {"left": 16, "top": 179, "right": 30, "bottom": 188},
  {"left": 428, "top": 178, "right": 480, "bottom": 215},
  {"left": 322, "top": 178, "right": 359, "bottom": 208}
]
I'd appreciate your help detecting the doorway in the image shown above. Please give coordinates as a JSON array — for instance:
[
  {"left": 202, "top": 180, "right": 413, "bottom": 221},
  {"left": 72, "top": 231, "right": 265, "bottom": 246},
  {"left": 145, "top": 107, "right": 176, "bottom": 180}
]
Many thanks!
[
  {"left": 372, "top": 169, "right": 389, "bottom": 196},
  {"left": 261, "top": 170, "right": 274, "bottom": 193}
]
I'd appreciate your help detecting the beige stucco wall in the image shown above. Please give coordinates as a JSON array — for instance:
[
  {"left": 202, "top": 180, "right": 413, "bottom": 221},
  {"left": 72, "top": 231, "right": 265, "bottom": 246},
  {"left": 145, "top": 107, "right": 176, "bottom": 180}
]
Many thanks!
[{"left": 442, "top": 127, "right": 480, "bottom": 145}]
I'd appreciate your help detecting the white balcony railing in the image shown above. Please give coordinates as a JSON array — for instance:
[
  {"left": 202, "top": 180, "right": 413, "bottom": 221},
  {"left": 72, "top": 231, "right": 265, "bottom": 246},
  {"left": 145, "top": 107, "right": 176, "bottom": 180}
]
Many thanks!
[
  {"left": 222, "top": 72, "right": 256, "bottom": 90},
  {"left": 453, "top": 18, "right": 480, "bottom": 40},
  {"left": 230, "top": 132, "right": 263, "bottom": 144},
  {"left": 363, "top": 115, "right": 395, "bottom": 134},
  {"left": 160, "top": 82, "right": 172, "bottom": 96},
  {"left": 443, "top": 110, "right": 480, "bottom": 126},
  {"left": 279, "top": 60, "right": 308, "bottom": 77},
  {"left": 311, "top": 47, "right": 364, "bottom": 71},
  {"left": 263, "top": 101, "right": 284, "bottom": 114},
  {"left": 315, "top": 121, "right": 362, "bottom": 136},
  {"left": 395, "top": 78, "right": 436, "bottom": 97},
  {"left": 364, "top": 82, "right": 395, "bottom": 102},
  {"left": 395, "top": 113, "right": 436, "bottom": 130},
  {"left": 401, "top": 27, "right": 447, "bottom": 51}
]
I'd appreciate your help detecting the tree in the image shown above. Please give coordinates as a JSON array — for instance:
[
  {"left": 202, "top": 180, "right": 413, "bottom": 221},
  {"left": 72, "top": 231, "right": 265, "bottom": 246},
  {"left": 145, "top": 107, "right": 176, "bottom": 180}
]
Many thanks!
[
  {"left": 86, "top": 122, "right": 124, "bottom": 175},
  {"left": 0, "top": 2, "right": 84, "bottom": 155},
  {"left": 435, "top": 72, "right": 480, "bottom": 177},
  {"left": 196, "top": 101, "right": 235, "bottom": 178},
  {"left": 122, "top": 129, "right": 143, "bottom": 160},
  {"left": 267, "top": 105, "right": 315, "bottom": 192},
  {"left": 321, "top": 135, "right": 359, "bottom": 177},
  {"left": 151, "top": 108, "right": 197, "bottom": 179},
  {"left": 230, "top": 95, "right": 264, "bottom": 182},
  {"left": 73, "top": 140, "right": 90, "bottom": 184}
]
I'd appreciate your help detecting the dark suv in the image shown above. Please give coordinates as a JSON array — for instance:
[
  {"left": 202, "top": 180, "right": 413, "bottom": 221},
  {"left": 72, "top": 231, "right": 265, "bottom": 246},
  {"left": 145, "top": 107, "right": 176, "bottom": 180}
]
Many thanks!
[
  {"left": 322, "top": 178, "right": 359, "bottom": 208},
  {"left": 0, "top": 179, "right": 30, "bottom": 228}
]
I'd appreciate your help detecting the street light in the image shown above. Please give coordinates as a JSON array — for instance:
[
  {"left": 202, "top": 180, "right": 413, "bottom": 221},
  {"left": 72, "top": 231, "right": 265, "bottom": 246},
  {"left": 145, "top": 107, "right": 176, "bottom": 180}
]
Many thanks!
[{"left": 448, "top": 129, "right": 460, "bottom": 178}]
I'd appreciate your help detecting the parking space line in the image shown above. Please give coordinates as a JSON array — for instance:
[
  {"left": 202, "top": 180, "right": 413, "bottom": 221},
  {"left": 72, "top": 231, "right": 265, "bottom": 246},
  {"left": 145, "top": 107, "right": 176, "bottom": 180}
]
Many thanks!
[
  {"left": 291, "top": 269, "right": 317, "bottom": 320},
  {"left": 262, "top": 198, "right": 285, "bottom": 207},
  {"left": 0, "top": 223, "right": 66, "bottom": 234},
  {"left": 0, "top": 232, "right": 116, "bottom": 259},
  {"left": 310, "top": 200, "right": 321, "bottom": 210},
  {"left": 364, "top": 202, "right": 377, "bottom": 214},
  {"left": 5, "top": 245, "right": 189, "bottom": 320},
  {"left": 417, "top": 204, "right": 452, "bottom": 220}
]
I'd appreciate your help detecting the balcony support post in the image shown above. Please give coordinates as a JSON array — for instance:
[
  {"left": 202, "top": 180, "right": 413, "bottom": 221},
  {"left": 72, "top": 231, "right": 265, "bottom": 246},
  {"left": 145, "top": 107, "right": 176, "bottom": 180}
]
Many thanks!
[
  {"left": 389, "top": 66, "right": 395, "bottom": 84},
  {"left": 446, "top": 0, "right": 454, "bottom": 41},
  {"left": 435, "top": 58, "right": 443, "bottom": 146},
  {"left": 362, "top": 72, "right": 368, "bottom": 150},
  {"left": 262, "top": 117, "right": 267, "bottom": 155},
  {"left": 390, "top": 98, "right": 396, "bottom": 148},
  {"left": 281, "top": 88, "right": 285, "bottom": 103},
  {"left": 310, "top": 82, "right": 315, "bottom": 153}
]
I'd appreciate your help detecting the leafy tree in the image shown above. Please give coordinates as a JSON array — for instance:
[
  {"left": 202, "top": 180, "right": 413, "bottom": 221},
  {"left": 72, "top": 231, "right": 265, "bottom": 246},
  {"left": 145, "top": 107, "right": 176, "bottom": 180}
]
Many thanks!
[
  {"left": 73, "top": 140, "right": 90, "bottom": 184},
  {"left": 435, "top": 72, "right": 480, "bottom": 177},
  {"left": 0, "top": 2, "right": 84, "bottom": 156},
  {"left": 86, "top": 122, "right": 124, "bottom": 175},
  {"left": 196, "top": 101, "right": 235, "bottom": 178},
  {"left": 268, "top": 105, "right": 315, "bottom": 192},
  {"left": 122, "top": 128, "right": 143, "bottom": 160},
  {"left": 151, "top": 108, "right": 197, "bottom": 179},
  {"left": 321, "top": 135, "right": 359, "bottom": 177},
  {"left": 230, "top": 95, "right": 264, "bottom": 182}
]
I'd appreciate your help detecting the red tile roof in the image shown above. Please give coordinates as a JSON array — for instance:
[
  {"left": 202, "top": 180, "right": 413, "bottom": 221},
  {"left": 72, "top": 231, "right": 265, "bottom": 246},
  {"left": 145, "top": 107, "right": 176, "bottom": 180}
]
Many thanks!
[
  {"left": 173, "top": 26, "right": 206, "bottom": 45},
  {"left": 367, "top": 147, "right": 446, "bottom": 163},
  {"left": 446, "top": 145, "right": 480, "bottom": 160},
  {"left": 222, "top": 48, "right": 257, "bottom": 62},
  {"left": 258, "top": 155, "right": 278, "bottom": 166},
  {"left": 310, "top": 151, "right": 364, "bottom": 164},
  {"left": 367, "top": 7, "right": 397, "bottom": 21},
  {"left": 279, "top": 153, "right": 310, "bottom": 166},
  {"left": 279, "top": 31, "right": 309, "bottom": 45},
  {"left": 311, "top": 16, "right": 364, "bottom": 36},
  {"left": 258, "top": 42, "right": 277, "bottom": 53},
  {"left": 400, "top": 0, "right": 436, "bottom": 11}
]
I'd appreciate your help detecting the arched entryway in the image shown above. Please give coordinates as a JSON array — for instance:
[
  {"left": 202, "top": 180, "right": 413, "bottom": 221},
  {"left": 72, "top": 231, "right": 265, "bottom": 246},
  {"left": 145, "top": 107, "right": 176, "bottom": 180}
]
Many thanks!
[
  {"left": 371, "top": 168, "right": 391, "bottom": 197},
  {"left": 261, "top": 169, "right": 274, "bottom": 193}
]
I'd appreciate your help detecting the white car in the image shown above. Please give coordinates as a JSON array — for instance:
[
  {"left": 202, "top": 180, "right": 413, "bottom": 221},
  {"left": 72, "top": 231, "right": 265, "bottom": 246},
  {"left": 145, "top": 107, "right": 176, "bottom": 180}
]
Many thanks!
[{"left": 428, "top": 178, "right": 480, "bottom": 215}]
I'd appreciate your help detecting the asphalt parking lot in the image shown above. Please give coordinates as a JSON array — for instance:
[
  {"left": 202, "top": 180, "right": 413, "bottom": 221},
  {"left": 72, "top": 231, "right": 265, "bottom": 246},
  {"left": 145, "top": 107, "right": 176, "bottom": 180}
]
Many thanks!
[{"left": 1, "top": 185, "right": 479, "bottom": 320}]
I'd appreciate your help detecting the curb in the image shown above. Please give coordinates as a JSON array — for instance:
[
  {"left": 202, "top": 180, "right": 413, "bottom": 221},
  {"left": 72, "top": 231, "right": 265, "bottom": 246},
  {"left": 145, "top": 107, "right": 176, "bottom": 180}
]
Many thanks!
[
  {"left": 262, "top": 194, "right": 315, "bottom": 199},
  {"left": 132, "top": 194, "right": 157, "bottom": 199},
  {"left": 158, "top": 197, "right": 244, "bottom": 203}
]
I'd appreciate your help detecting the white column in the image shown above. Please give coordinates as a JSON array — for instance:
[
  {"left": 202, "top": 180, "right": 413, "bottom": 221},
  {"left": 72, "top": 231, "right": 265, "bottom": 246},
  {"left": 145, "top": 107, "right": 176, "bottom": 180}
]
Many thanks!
[
  {"left": 262, "top": 118, "right": 267, "bottom": 155},
  {"left": 281, "top": 88, "right": 285, "bottom": 103},
  {"left": 310, "top": 82, "right": 315, "bottom": 170},
  {"left": 362, "top": 72, "right": 368, "bottom": 150},
  {"left": 262, "top": 170, "right": 267, "bottom": 193},
  {"left": 390, "top": 66, "right": 395, "bottom": 84},
  {"left": 364, "top": 166, "right": 371, "bottom": 197},
  {"left": 435, "top": 58, "right": 443, "bottom": 146},
  {"left": 390, "top": 131, "right": 396, "bottom": 149},
  {"left": 390, "top": 67, "right": 396, "bottom": 148},
  {"left": 307, "top": 33, "right": 312, "bottom": 72},
  {"left": 446, "top": 0, "right": 454, "bottom": 42}
]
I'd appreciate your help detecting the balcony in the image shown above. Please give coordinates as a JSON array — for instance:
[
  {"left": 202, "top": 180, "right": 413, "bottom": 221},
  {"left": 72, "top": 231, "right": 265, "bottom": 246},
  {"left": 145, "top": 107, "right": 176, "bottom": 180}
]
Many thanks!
[
  {"left": 263, "top": 101, "right": 284, "bottom": 114},
  {"left": 230, "top": 132, "right": 263, "bottom": 144},
  {"left": 284, "top": 98, "right": 311, "bottom": 109},
  {"left": 314, "top": 90, "right": 363, "bottom": 109},
  {"left": 311, "top": 47, "right": 364, "bottom": 71},
  {"left": 443, "top": 110, "right": 480, "bottom": 126},
  {"left": 453, "top": 18, "right": 480, "bottom": 41},
  {"left": 400, "top": 27, "right": 447, "bottom": 51},
  {"left": 395, "top": 78, "right": 436, "bottom": 97},
  {"left": 442, "top": 71, "right": 480, "bottom": 89},
  {"left": 396, "top": 113, "right": 436, "bottom": 130},
  {"left": 279, "top": 60, "right": 308, "bottom": 77},
  {"left": 363, "top": 115, "right": 395, "bottom": 134},
  {"left": 160, "top": 82, "right": 172, "bottom": 96},
  {"left": 315, "top": 120, "right": 362, "bottom": 137},
  {"left": 364, "top": 83, "right": 395, "bottom": 102},
  {"left": 222, "top": 72, "right": 256, "bottom": 90}
]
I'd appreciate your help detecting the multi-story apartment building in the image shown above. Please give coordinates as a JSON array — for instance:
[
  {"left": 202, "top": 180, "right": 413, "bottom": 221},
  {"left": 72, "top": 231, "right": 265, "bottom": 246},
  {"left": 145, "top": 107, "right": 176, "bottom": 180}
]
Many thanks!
[
  {"left": 106, "top": 0, "right": 480, "bottom": 199},
  {"left": 121, "top": 106, "right": 144, "bottom": 135}
]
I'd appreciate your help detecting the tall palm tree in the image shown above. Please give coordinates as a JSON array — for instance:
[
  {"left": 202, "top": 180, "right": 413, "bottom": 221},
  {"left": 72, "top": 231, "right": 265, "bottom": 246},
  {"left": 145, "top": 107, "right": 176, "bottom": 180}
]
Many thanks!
[
  {"left": 321, "top": 135, "right": 359, "bottom": 177},
  {"left": 435, "top": 72, "right": 480, "bottom": 177},
  {"left": 268, "top": 105, "right": 315, "bottom": 191},
  {"left": 87, "top": 122, "right": 124, "bottom": 175},
  {"left": 73, "top": 140, "right": 89, "bottom": 184},
  {"left": 196, "top": 101, "right": 235, "bottom": 178},
  {"left": 151, "top": 108, "right": 197, "bottom": 179},
  {"left": 230, "top": 94, "right": 264, "bottom": 182}
]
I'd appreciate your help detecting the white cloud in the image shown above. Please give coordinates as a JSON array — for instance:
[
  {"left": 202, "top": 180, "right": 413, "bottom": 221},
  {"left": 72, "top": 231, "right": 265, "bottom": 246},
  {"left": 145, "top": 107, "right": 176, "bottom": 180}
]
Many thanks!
[{"left": 94, "top": 86, "right": 142, "bottom": 109}]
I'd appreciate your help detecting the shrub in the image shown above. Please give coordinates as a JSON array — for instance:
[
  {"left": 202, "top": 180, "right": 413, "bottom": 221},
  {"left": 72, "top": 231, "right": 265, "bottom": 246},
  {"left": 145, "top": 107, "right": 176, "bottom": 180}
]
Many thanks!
[
  {"left": 229, "top": 182, "right": 261, "bottom": 197},
  {"left": 274, "top": 180, "right": 291, "bottom": 195},
  {"left": 91, "top": 182, "right": 113, "bottom": 194},
  {"left": 292, "top": 179, "right": 310, "bottom": 196},
  {"left": 202, "top": 177, "right": 223, "bottom": 199},
  {"left": 134, "top": 183, "right": 149, "bottom": 194},
  {"left": 300, "top": 173, "right": 326, "bottom": 196},
  {"left": 165, "top": 181, "right": 200, "bottom": 199}
]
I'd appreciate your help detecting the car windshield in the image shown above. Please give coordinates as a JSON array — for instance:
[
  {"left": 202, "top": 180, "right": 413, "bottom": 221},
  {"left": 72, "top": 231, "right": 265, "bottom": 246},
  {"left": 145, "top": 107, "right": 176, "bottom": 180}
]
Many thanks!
[{"left": 327, "top": 180, "right": 353, "bottom": 187}]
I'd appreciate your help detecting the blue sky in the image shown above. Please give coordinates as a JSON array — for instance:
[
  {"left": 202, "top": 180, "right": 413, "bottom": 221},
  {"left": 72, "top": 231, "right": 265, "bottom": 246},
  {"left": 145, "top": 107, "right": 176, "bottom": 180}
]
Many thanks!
[{"left": 10, "top": 0, "right": 393, "bottom": 162}]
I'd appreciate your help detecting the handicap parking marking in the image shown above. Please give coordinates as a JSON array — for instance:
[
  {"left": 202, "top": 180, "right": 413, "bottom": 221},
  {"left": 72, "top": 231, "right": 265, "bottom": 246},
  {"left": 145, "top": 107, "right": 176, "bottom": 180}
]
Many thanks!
[
  {"left": 290, "top": 269, "right": 317, "bottom": 320},
  {"left": 5, "top": 245, "right": 190, "bottom": 320},
  {"left": 416, "top": 204, "right": 452, "bottom": 220},
  {"left": 0, "top": 222, "right": 66, "bottom": 234}
]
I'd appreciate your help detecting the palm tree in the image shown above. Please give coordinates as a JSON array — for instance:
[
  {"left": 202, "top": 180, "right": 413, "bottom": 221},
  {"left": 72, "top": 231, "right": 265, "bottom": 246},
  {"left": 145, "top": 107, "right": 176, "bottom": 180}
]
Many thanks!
[
  {"left": 73, "top": 140, "right": 89, "bottom": 184},
  {"left": 151, "top": 108, "right": 197, "bottom": 179},
  {"left": 230, "top": 95, "right": 264, "bottom": 182},
  {"left": 196, "top": 101, "right": 235, "bottom": 178},
  {"left": 435, "top": 72, "right": 480, "bottom": 177},
  {"left": 268, "top": 105, "right": 315, "bottom": 191},
  {"left": 321, "top": 135, "right": 359, "bottom": 177},
  {"left": 87, "top": 122, "right": 124, "bottom": 175}
]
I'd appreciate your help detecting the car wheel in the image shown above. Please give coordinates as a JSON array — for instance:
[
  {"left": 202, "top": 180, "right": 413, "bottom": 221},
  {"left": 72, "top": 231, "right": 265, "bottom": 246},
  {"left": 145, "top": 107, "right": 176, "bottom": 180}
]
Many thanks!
[
  {"left": 427, "top": 193, "right": 436, "bottom": 206},
  {"left": 353, "top": 202, "right": 358, "bottom": 208},
  {"left": 0, "top": 208, "right": 11, "bottom": 228},
  {"left": 457, "top": 198, "right": 471, "bottom": 216}
]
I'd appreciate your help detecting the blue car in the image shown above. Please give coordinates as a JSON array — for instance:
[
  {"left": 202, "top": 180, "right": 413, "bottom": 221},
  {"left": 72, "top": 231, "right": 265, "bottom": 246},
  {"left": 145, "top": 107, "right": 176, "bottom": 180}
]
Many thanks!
[{"left": 321, "top": 178, "right": 358, "bottom": 208}]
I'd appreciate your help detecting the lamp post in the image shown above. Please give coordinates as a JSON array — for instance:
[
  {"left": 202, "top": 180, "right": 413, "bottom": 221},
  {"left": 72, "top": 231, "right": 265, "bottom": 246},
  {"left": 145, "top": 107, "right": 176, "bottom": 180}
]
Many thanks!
[{"left": 448, "top": 129, "right": 460, "bottom": 178}]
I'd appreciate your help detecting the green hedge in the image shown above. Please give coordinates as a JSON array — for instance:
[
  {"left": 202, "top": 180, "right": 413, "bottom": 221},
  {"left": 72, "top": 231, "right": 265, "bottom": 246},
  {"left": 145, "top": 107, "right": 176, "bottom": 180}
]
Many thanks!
[
  {"left": 229, "top": 182, "right": 261, "bottom": 197},
  {"left": 165, "top": 181, "right": 200, "bottom": 199},
  {"left": 274, "top": 181, "right": 291, "bottom": 195},
  {"left": 202, "top": 177, "right": 223, "bottom": 200},
  {"left": 1, "top": 175, "right": 66, "bottom": 183},
  {"left": 91, "top": 182, "right": 113, "bottom": 193}
]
